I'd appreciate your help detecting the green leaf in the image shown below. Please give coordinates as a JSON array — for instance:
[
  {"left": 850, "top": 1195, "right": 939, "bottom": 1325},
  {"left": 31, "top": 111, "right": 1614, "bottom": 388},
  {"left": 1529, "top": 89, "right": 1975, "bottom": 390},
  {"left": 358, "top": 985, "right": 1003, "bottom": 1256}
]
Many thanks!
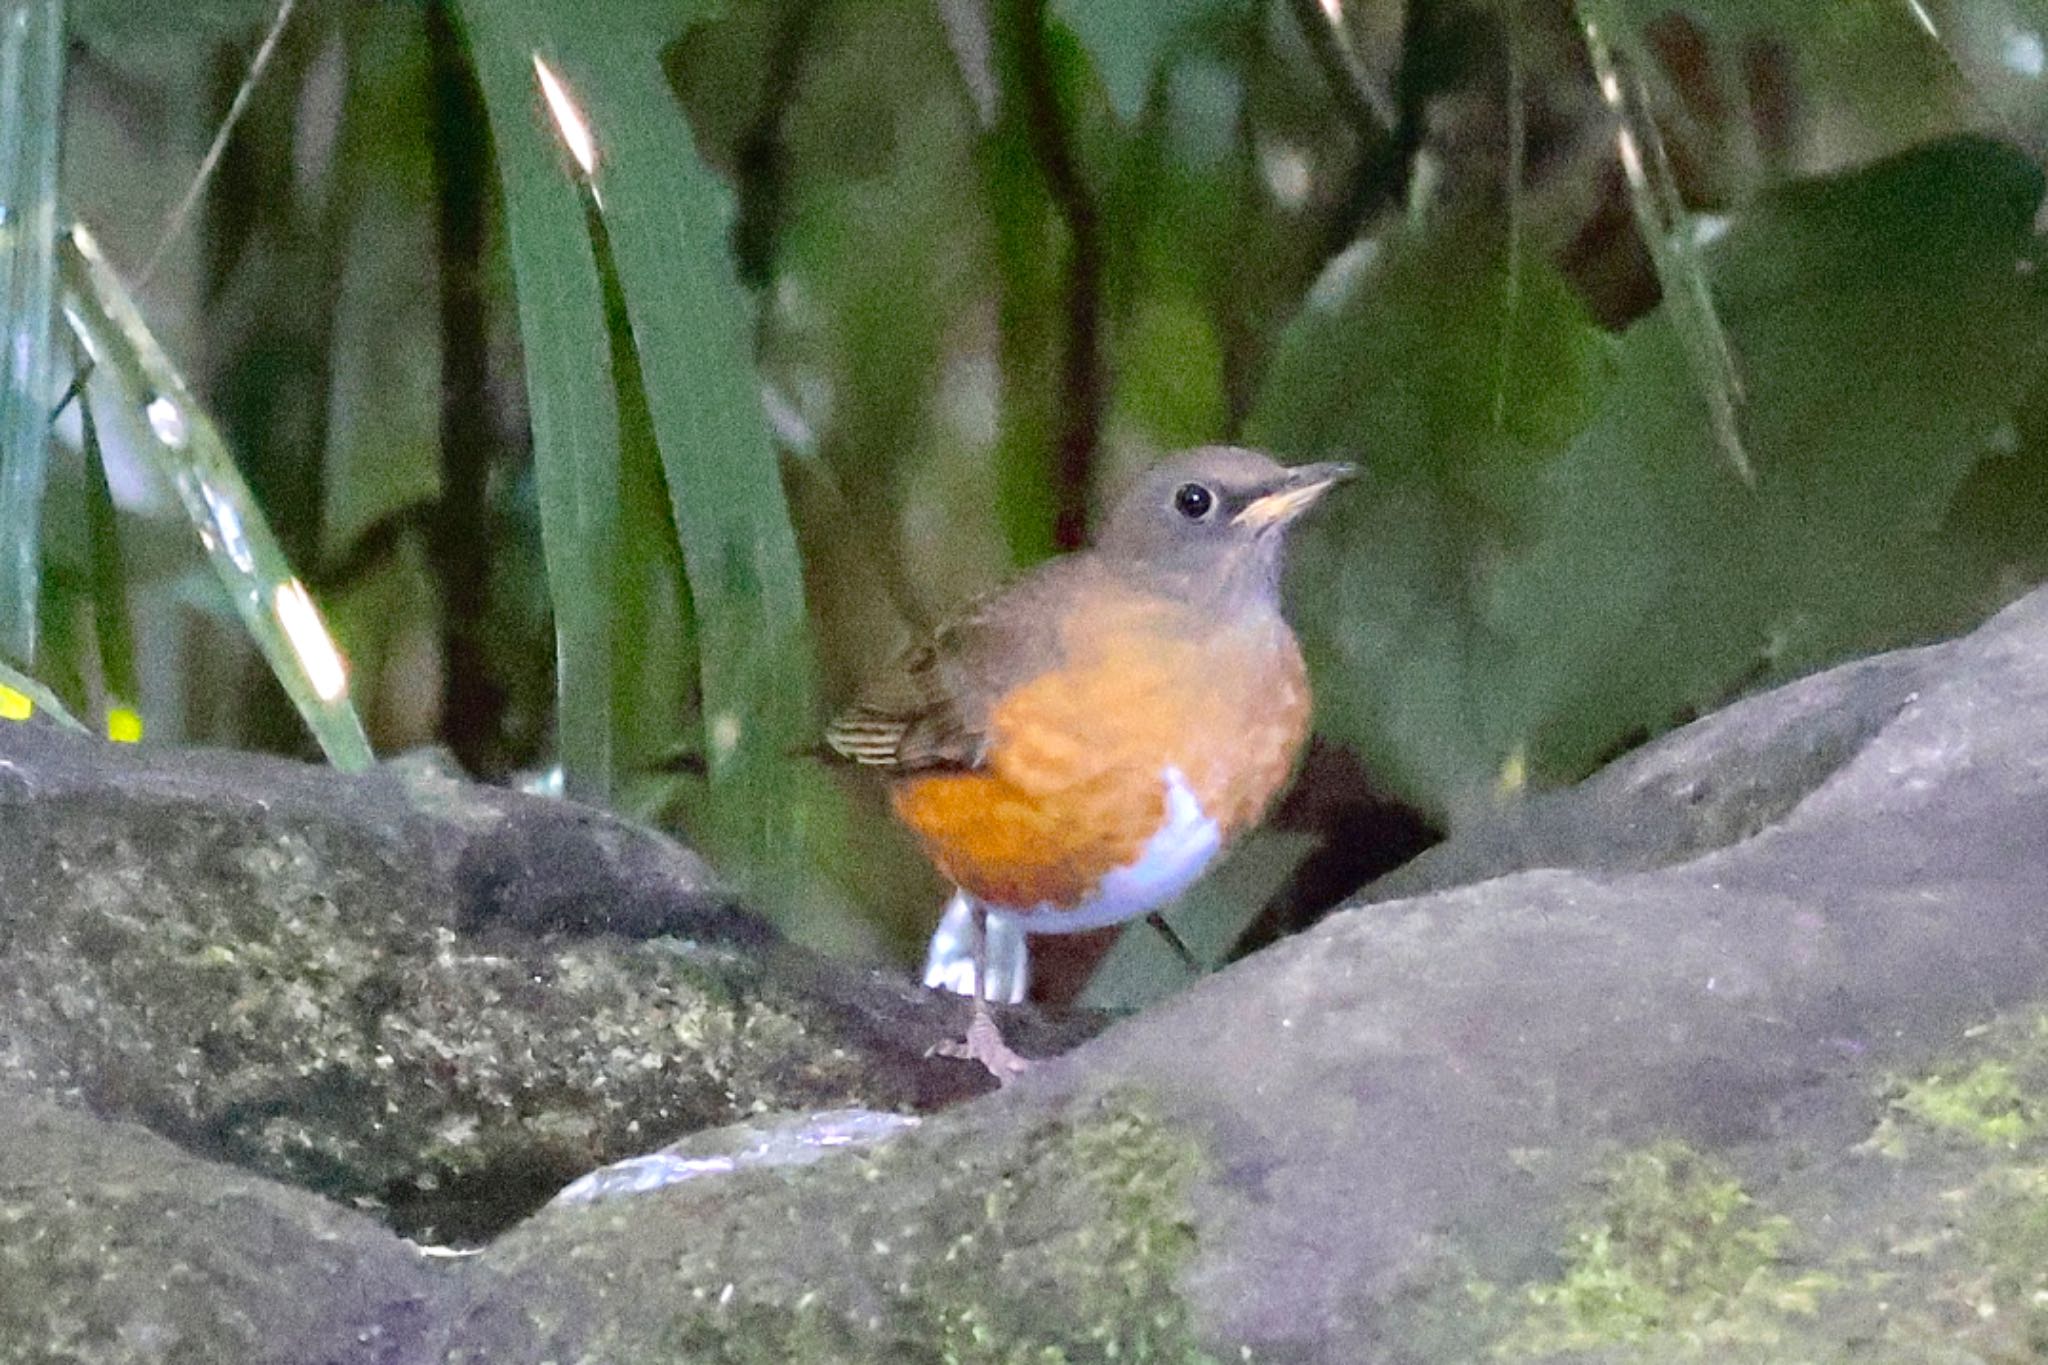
[
  {"left": 1253, "top": 222, "right": 1612, "bottom": 480},
  {"left": 600, "top": 222, "right": 697, "bottom": 783},
  {"left": 1496, "top": 136, "right": 2048, "bottom": 771},
  {"left": 457, "top": 1, "right": 822, "bottom": 894},
  {"left": 1259, "top": 136, "right": 2048, "bottom": 819},
  {"left": 553, "top": 28, "right": 816, "bottom": 785},
  {"left": 0, "top": 651, "right": 85, "bottom": 732},
  {"left": 1251, "top": 221, "right": 1613, "bottom": 811},
  {"left": 78, "top": 398, "right": 139, "bottom": 713},
  {"left": 1080, "top": 830, "right": 1315, "bottom": 1012},
  {"left": 0, "top": 0, "right": 65, "bottom": 666},
  {"left": 59, "top": 228, "right": 375, "bottom": 771},
  {"left": 456, "top": 0, "right": 624, "bottom": 803}
]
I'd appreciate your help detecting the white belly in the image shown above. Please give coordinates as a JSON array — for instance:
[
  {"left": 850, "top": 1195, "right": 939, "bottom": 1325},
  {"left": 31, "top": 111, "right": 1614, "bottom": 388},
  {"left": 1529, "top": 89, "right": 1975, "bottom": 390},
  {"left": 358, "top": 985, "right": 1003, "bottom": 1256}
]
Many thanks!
[
  {"left": 992, "top": 764, "right": 1221, "bottom": 934},
  {"left": 920, "top": 765, "right": 1224, "bottom": 1003}
]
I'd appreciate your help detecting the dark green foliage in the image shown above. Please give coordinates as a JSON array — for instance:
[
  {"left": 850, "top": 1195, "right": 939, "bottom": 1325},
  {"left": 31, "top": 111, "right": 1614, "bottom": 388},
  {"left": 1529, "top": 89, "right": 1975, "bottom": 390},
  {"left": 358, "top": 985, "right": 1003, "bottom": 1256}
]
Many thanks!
[
  {"left": 1264, "top": 136, "right": 2048, "bottom": 815},
  {"left": 14, "top": 0, "right": 2048, "bottom": 976}
]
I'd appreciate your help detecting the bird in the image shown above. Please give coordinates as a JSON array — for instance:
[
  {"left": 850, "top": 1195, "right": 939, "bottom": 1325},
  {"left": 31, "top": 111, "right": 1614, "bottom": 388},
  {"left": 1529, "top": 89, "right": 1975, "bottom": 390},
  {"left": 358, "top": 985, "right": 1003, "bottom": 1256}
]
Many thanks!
[{"left": 825, "top": 446, "right": 1354, "bottom": 1079}]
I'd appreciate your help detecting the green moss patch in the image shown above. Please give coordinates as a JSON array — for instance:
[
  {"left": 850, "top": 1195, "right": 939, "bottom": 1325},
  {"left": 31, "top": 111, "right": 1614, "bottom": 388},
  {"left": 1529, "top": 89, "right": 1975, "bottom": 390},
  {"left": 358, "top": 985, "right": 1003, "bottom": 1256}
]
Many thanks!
[
  {"left": 1848, "top": 1022, "right": 2048, "bottom": 1359},
  {"left": 1963, "top": 1163, "right": 2048, "bottom": 1348},
  {"left": 1876, "top": 1056, "right": 2043, "bottom": 1157},
  {"left": 1497, "top": 1141, "right": 1832, "bottom": 1356}
]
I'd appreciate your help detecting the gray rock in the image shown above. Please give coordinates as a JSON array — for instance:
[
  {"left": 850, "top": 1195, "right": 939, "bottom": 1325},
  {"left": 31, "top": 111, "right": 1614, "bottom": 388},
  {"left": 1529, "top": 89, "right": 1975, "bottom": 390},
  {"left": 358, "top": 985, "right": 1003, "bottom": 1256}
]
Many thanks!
[
  {"left": 1081, "top": 583, "right": 2048, "bottom": 1359},
  {"left": 442, "top": 583, "right": 2048, "bottom": 1363},
  {"left": 0, "top": 725, "right": 1089, "bottom": 1244},
  {"left": 1368, "top": 641, "right": 1931, "bottom": 898},
  {"left": 0, "top": 1095, "right": 438, "bottom": 1365},
  {"left": 547, "top": 1107, "right": 921, "bottom": 1207},
  {"left": 10, "top": 583, "right": 2048, "bottom": 1362}
]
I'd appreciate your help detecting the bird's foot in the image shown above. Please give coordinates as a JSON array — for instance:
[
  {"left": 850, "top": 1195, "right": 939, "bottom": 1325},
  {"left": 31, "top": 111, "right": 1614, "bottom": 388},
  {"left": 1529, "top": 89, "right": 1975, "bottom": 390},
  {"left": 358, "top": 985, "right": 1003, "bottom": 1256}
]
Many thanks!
[{"left": 934, "top": 999, "right": 1032, "bottom": 1084}]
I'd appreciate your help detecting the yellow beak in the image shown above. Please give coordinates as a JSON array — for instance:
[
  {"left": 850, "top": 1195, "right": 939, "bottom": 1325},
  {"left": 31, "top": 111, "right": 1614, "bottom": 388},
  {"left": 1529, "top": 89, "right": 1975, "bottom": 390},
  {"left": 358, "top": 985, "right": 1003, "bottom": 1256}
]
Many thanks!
[{"left": 1232, "top": 461, "right": 1357, "bottom": 531}]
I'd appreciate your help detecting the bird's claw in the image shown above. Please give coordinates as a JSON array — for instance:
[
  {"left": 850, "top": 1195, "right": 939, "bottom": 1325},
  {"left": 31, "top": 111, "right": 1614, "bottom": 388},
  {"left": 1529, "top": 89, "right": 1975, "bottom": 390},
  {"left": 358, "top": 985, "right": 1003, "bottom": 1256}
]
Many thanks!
[{"left": 935, "top": 1001, "right": 1032, "bottom": 1084}]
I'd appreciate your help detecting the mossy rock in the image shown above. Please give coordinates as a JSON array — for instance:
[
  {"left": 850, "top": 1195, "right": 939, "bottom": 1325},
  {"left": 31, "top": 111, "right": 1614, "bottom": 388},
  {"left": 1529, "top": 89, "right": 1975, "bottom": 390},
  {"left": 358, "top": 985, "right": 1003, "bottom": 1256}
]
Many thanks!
[{"left": 453, "top": 1088, "right": 1216, "bottom": 1364}]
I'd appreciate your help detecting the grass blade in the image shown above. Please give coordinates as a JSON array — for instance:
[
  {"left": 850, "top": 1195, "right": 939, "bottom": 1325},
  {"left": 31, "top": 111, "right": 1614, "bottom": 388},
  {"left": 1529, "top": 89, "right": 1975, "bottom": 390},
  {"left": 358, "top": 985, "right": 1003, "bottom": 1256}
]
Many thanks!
[
  {"left": 469, "top": 9, "right": 818, "bottom": 863},
  {"left": 0, "top": 0, "right": 66, "bottom": 665},
  {"left": 60, "top": 226, "right": 374, "bottom": 770},
  {"left": 0, "top": 651, "right": 84, "bottom": 732},
  {"left": 456, "top": 7, "right": 623, "bottom": 804},
  {"left": 78, "top": 396, "right": 140, "bottom": 736},
  {"left": 1578, "top": 0, "right": 1751, "bottom": 484},
  {"left": 547, "top": 24, "right": 818, "bottom": 797}
]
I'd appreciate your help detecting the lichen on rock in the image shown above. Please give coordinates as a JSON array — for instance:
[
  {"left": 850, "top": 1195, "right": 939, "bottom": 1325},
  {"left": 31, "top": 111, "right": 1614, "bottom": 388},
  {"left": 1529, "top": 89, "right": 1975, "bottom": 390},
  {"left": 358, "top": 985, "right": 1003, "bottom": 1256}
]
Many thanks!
[
  {"left": 0, "top": 721, "right": 1081, "bottom": 1245},
  {"left": 471, "top": 1087, "right": 1218, "bottom": 1364}
]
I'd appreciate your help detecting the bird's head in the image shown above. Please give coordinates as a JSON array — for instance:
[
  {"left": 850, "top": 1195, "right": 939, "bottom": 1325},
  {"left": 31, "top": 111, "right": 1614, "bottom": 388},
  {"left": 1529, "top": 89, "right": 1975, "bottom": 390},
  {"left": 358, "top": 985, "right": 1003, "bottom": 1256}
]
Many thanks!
[{"left": 1097, "top": 445, "right": 1356, "bottom": 605}]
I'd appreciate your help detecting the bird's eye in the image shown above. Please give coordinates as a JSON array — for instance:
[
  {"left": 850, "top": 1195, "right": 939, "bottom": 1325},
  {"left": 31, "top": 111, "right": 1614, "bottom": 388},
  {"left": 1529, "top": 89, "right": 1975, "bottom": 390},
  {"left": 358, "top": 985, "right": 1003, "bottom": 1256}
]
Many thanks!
[{"left": 1173, "top": 483, "right": 1215, "bottom": 521}]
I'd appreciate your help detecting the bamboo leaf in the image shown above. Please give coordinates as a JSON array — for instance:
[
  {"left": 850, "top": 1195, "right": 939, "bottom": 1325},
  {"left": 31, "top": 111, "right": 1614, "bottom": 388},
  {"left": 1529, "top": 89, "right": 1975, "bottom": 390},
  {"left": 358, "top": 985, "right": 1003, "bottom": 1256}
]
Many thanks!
[
  {"left": 453, "top": 1, "right": 622, "bottom": 804},
  {"left": 548, "top": 22, "right": 818, "bottom": 793},
  {"left": 0, "top": 0, "right": 65, "bottom": 665},
  {"left": 59, "top": 227, "right": 374, "bottom": 770}
]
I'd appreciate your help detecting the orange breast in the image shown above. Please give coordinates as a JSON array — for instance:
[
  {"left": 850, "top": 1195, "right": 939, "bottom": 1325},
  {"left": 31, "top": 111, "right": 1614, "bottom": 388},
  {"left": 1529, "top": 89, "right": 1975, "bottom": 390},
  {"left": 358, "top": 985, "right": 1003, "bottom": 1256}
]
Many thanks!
[{"left": 891, "top": 591, "right": 1311, "bottom": 913}]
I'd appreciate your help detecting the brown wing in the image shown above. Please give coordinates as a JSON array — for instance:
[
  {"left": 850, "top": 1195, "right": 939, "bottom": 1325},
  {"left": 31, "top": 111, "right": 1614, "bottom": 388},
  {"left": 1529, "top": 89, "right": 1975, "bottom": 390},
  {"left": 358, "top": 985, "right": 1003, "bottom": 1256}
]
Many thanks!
[
  {"left": 823, "top": 559, "right": 1088, "bottom": 774},
  {"left": 823, "top": 637, "right": 985, "bottom": 770}
]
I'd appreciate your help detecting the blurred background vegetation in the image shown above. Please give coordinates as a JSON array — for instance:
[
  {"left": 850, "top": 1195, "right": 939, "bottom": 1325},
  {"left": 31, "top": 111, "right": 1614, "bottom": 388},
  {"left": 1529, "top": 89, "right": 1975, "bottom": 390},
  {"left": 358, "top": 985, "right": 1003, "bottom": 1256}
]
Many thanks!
[{"left": 5, "top": 0, "right": 2048, "bottom": 1001}]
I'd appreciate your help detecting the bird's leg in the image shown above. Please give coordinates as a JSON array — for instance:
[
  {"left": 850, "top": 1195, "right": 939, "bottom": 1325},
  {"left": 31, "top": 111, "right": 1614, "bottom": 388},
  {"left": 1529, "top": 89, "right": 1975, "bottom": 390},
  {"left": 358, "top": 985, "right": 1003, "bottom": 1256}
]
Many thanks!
[
  {"left": 967, "top": 901, "right": 1032, "bottom": 1081},
  {"left": 937, "top": 898, "right": 1031, "bottom": 1083},
  {"left": 1145, "top": 910, "right": 1201, "bottom": 976}
]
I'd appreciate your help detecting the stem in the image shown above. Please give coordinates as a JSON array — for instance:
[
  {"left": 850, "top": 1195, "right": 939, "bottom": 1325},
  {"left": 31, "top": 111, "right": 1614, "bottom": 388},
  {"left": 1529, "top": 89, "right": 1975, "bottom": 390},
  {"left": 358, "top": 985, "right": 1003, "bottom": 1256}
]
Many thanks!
[
  {"left": 426, "top": 0, "right": 505, "bottom": 772},
  {"left": 1009, "top": 0, "right": 1102, "bottom": 551}
]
